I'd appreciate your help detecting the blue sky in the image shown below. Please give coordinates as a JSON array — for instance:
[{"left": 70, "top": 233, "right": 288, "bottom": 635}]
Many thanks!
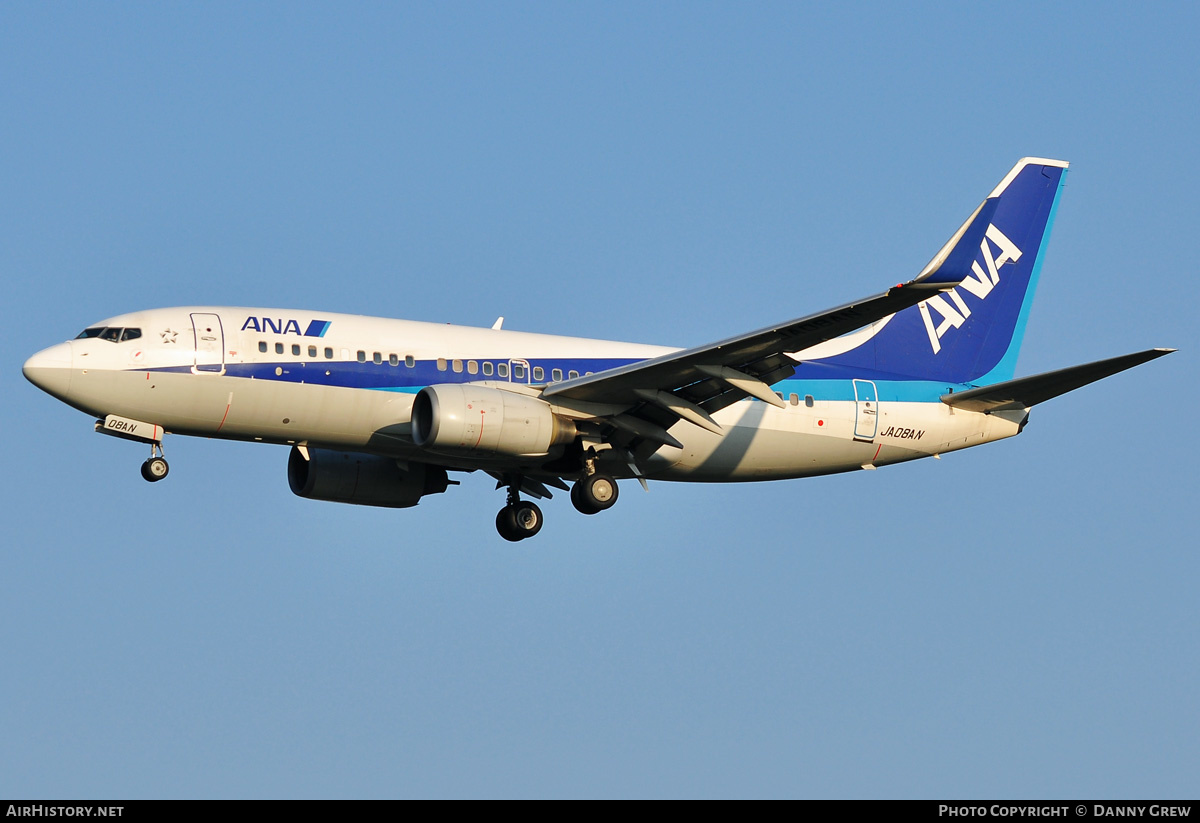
[{"left": 2, "top": 2, "right": 1196, "bottom": 798}]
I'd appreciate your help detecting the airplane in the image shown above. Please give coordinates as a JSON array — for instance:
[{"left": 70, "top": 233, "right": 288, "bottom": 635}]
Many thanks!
[{"left": 23, "top": 157, "right": 1173, "bottom": 541}]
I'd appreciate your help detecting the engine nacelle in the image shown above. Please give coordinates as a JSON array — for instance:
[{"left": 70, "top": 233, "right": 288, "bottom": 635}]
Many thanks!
[
  {"left": 412, "top": 384, "right": 577, "bottom": 456},
  {"left": 287, "top": 446, "right": 450, "bottom": 508}
]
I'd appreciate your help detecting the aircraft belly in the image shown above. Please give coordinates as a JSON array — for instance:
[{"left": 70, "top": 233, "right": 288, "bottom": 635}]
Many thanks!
[
  {"left": 72, "top": 368, "right": 233, "bottom": 432},
  {"left": 87, "top": 371, "right": 418, "bottom": 451},
  {"left": 213, "top": 379, "right": 416, "bottom": 448},
  {"left": 648, "top": 400, "right": 1019, "bottom": 481}
]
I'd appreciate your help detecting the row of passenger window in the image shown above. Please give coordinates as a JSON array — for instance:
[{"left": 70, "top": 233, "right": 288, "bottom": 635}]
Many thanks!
[
  {"left": 258, "top": 341, "right": 419, "bottom": 366},
  {"left": 260, "top": 341, "right": 338, "bottom": 359},
  {"left": 254, "top": 340, "right": 818, "bottom": 401},
  {"left": 255, "top": 341, "right": 590, "bottom": 383},
  {"left": 359, "top": 351, "right": 415, "bottom": 367},
  {"left": 772, "top": 392, "right": 816, "bottom": 407},
  {"left": 255, "top": 341, "right": 824, "bottom": 406},
  {"left": 431, "top": 359, "right": 588, "bottom": 383}
]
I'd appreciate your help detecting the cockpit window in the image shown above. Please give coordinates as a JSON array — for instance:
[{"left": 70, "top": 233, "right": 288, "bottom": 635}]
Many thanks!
[{"left": 75, "top": 326, "right": 143, "bottom": 342}]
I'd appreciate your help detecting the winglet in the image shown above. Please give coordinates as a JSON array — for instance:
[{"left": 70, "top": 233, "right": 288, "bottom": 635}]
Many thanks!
[{"left": 913, "top": 197, "right": 999, "bottom": 286}]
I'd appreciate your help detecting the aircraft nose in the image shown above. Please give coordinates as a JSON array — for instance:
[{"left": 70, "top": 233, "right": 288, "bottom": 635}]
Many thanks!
[{"left": 23, "top": 342, "right": 74, "bottom": 399}]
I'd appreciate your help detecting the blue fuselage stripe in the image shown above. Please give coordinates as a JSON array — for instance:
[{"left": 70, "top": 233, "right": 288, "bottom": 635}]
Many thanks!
[{"left": 144, "top": 356, "right": 974, "bottom": 403}]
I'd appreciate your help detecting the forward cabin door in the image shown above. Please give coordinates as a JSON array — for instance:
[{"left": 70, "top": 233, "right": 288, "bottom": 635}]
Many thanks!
[
  {"left": 853, "top": 379, "right": 878, "bottom": 442},
  {"left": 191, "top": 313, "right": 225, "bottom": 375}
]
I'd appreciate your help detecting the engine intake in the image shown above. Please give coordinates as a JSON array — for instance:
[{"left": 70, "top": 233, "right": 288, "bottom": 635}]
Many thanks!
[
  {"left": 287, "top": 446, "right": 450, "bottom": 508},
  {"left": 412, "top": 384, "right": 576, "bottom": 456}
]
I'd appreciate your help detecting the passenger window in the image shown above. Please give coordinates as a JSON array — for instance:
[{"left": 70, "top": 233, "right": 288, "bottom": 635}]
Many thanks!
[
  {"left": 437, "top": 358, "right": 447, "bottom": 371},
  {"left": 121, "top": 328, "right": 141, "bottom": 342},
  {"left": 497, "top": 363, "right": 509, "bottom": 378},
  {"left": 805, "top": 395, "right": 815, "bottom": 408},
  {"left": 308, "top": 345, "right": 317, "bottom": 358},
  {"left": 585, "top": 371, "right": 593, "bottom": 376},
  {"left": 467, "top": 360, "right": 478, "bottom": 375},
  {"left": 552, "top": 368, "right": 562, "bottom": 382},
  {"left": 324, "top": 347, "right": 333, "bottom": 359},
  {"left": 483, "top": 362, "right": 494, "bottom": 376},
  {"left": 452, "top": 359, "right": 463, "bottom": 373},
  {"left": 276, "top": 343, "right": 285, "bottom": 355},
  {"left": 373, "top": 352, "right": 383, "bottom": 364},
  {"left": 258, "top": 342, "right": 267, "bottom": 353},
  {"left": 357, "top": 350, "right": 366, "bottom": 362},
  {"left": 568, "top": 370, "right": 579, "bottom": 379},
  {"left": 405, "top": 355, "right": 415, "bottom": 368},
  {"left": 789, "top": 393, "right": 799, "bottom": 406},
  {"left": 389, "top": 354, "right": 398, "bottom": 366},
  {"left": 513, "top": 364, "right": 525, "bottom": 379},
  {"left": 533, "top": 366, "right": 544, "bottom": 381},
  {"left": 775, "top": 391, "right": 784, "bottom": 401},
  {"left": 292, "top": 344, "right": 301, "bottom": 356}
]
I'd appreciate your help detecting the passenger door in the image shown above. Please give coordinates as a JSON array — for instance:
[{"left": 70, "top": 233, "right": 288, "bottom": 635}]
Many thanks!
[
  {"left": 853, "top": 379, "right": 878, "bottom": 442},
  {"left": 191, "top": 313, "right": 225, "bottom": 375}
]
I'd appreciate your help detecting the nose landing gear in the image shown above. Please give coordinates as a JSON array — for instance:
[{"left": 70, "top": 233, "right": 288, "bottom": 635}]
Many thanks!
[{"left": 140, "top": 442, "right": 169, "bottom": 483}]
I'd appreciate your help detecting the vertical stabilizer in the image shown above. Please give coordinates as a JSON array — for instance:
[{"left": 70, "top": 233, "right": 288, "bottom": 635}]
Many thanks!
[{"left": 816, "top": 158, "right": 1069, "bottom": 385}]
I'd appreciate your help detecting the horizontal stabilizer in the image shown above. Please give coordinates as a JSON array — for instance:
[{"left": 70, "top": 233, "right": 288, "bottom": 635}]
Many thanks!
[{"left": 940, "top": 348, "right": 1175, "bottom": 412}]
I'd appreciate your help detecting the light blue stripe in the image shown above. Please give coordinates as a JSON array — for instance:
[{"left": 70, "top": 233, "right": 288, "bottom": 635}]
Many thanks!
[
  {"left": 759, "top": 378, "right": 968, "bottom": 403},
  {"left": 974, "top": 167, "right": 1069, "bottom": 385}
]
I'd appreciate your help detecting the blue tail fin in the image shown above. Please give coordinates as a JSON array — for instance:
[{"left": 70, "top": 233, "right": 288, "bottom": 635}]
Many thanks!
[{"left": 821, "top": 158, "right": 1069, "bottom": 386}]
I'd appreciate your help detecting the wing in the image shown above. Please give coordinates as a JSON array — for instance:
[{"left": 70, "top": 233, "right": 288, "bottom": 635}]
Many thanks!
[{"left": 541, "top": 197, "right": 998, "bottom": 448}]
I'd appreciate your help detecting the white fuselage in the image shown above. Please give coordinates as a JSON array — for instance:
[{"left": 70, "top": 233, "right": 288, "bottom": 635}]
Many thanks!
[{"left": 25, "top": 306, "right": 1024, "bottom": 482}]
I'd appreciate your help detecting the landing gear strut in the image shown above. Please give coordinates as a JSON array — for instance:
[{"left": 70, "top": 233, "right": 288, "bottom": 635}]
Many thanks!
[
  {"left": 140, "top": 442, "right": 169, "bottom": 483},
  {"left": 496, "top": 480, "right": 543, "bottom": 542}
]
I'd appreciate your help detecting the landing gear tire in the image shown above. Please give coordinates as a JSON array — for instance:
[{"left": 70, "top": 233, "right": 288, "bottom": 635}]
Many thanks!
[
  {"left": 572, "top": 474, "right": 618, "bottom": 515},
  {"left": 141, "top": 457, "right": 169, "bottom": 482},
  {"left": 496, "top": 501, "right": 543, "bottom": 541},
  {"left": 511, "top": 501, "right": 543, "bottom": 539},
  {"left": 570, "top": 482, "right": 597, "bottom": 515},
  {"left": 497, "top": 507, "right": 521, "bottom": 542}
]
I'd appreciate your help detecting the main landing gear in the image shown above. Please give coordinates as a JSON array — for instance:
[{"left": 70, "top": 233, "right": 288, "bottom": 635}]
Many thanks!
[
  {"left": 571, "top": 447, "right": 619, "bottom": 515},
  {"left": 570, "top": 473, "right": 618, "bottom": 515},
  {"left": 140, "top": 442, "right": 169, "bottom": 483},
  {"left": 494, "top": 469, "right": 622, "bottom": 541},
  {"left": 496, "top": 482, "right": 544, "bottom": 542}
]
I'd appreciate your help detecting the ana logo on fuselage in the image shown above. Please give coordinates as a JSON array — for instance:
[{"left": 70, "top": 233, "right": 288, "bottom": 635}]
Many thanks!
[
  {"left": 918, "top": 224, "right": 1022, "bottom": 354},
  {"left": 241, "top": 317, "right": 331, "bottom": 337}
]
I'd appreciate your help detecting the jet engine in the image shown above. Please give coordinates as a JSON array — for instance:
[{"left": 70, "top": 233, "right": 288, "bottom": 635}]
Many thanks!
[
  {"left": 411, "top": 384, "right": 576, "bottom": 456},
  {"left": 287, "top": 446, "right": 450, "bottom": 508}
]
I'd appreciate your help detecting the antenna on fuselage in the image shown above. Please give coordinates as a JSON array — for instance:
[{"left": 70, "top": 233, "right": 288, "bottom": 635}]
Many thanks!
[{"left": 491, "top": 317, "right": 504, "bottom": 330}]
